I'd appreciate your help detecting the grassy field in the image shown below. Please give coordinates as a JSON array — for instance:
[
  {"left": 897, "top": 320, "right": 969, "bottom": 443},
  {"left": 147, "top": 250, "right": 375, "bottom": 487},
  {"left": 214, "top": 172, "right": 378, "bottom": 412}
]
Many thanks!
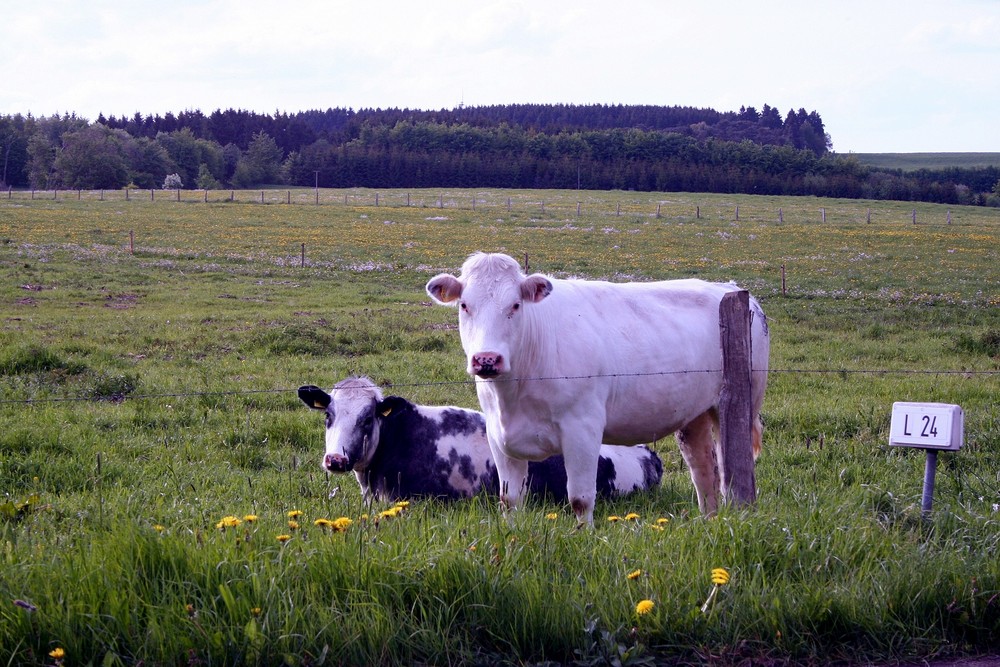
[
  {"left": 1, "top": 189, "right": 999, "bottom": 666},
  {"left": 851, "top": 152, "right": 1000, "bottom": 171}
]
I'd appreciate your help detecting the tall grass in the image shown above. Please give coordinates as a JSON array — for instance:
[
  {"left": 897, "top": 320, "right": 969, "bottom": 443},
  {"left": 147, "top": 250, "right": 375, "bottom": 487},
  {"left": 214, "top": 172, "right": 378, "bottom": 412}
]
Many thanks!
[{"left": 1, "top": 190, "right": 998, "bottom": 665}]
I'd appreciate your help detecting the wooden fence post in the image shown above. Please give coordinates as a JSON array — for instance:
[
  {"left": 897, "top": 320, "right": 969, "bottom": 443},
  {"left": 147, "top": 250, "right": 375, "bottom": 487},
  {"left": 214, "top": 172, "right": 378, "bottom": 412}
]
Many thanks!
[{"left": 718, "top": 290, "right": 756, "bottom": 507}]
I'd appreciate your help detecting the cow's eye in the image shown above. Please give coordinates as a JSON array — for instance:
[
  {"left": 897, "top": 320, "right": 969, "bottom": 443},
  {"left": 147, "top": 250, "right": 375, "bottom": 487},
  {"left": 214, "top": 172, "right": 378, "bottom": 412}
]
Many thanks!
[{"left": 512, "top": 302, "right": 520, "bottom": 311}]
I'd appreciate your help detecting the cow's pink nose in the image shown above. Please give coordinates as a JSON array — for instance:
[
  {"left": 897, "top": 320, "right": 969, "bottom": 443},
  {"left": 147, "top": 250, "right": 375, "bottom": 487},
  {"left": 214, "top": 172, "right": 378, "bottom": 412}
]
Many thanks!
[
  {"left": 324, "top": 453, "right": 349, "bottom": 472},
  {"left": 471, "top": 352, "right": 504, "bottom": 378}
]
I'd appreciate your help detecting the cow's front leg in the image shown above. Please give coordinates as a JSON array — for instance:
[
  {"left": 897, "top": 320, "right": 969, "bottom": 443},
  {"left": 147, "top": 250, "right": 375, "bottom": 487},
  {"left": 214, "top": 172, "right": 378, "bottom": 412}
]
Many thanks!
[
  {"left": 561, "top": 436, "right": 602, "bottom": 526},
  {"left": 489, "top": 438, "right": 529, "bottom": 512}
]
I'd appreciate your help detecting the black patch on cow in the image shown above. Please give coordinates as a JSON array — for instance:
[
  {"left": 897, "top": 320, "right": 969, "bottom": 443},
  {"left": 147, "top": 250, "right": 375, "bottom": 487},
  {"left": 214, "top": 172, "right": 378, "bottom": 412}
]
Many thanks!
[
  {"left": 639, "top": 446, "right": 664, "bottom": 489},
  {"left": 365, "top": 397, "right": 491, "bottom": 501},
  {"left": 524, "top": 455, "right": 618, "bottom": 500}
]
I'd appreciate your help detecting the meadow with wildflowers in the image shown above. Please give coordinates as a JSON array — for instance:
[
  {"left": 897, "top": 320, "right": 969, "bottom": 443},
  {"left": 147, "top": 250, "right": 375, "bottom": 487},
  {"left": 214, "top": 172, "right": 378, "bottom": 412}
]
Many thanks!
[{"left": 0, "top": 189, "right": 999, "bottom": 665}]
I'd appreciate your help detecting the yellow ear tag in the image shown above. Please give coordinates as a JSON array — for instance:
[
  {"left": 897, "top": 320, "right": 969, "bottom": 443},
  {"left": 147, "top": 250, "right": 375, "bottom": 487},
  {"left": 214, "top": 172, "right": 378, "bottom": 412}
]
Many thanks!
[
  {"left": 313, "top": 401, "right": 326, "bottom": 409},
  {"left": 380, "top": 406, "right": 393, "bottom": 417}
]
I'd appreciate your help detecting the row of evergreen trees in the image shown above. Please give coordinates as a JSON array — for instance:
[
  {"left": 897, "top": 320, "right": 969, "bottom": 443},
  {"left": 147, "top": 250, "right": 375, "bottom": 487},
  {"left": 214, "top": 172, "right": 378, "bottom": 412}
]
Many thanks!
[{"left": 1, "top": 105, "right": 997, "bottom": 205}]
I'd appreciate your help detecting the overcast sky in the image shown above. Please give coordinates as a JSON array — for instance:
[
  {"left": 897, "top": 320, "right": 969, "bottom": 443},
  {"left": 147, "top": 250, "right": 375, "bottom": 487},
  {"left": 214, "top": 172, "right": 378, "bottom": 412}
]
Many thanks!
[{"left": 3, "top": 0, "right": 998, "bottom": 153}]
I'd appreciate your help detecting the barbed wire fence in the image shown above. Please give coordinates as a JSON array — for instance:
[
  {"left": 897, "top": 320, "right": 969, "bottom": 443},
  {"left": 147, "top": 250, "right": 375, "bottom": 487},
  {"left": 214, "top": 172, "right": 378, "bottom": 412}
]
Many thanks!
[{"left": 1, "top": 367, "right": 997, "bottom": 406}]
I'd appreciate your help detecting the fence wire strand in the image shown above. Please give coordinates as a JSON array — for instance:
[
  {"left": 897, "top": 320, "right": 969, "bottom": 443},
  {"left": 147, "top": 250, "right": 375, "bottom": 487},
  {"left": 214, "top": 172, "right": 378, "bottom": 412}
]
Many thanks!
[{"left": 0, "top": 367, "right": 997, "bottom": 406}]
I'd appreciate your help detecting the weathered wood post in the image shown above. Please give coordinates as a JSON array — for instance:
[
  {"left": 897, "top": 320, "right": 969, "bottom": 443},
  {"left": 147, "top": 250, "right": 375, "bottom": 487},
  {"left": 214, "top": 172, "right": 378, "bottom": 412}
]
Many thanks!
[{"left": 718, "top": 290, "right": 756, "bottom": 507}]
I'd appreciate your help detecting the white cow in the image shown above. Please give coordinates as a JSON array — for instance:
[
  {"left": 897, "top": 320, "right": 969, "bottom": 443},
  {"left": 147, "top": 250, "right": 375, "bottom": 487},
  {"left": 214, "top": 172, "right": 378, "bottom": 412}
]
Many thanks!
[{"left": 426, "top": 251, "right": 769, "bottom": 524}]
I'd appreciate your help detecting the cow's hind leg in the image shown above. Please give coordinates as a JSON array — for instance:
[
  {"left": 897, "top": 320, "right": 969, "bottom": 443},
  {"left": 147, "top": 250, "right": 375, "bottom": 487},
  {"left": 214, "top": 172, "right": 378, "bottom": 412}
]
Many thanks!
[
  {"left": 676, "top": 409, "right": 720, "bottom": 517},
  {"left": 752, "top": 413, "right": 763, "bottom": 460}
]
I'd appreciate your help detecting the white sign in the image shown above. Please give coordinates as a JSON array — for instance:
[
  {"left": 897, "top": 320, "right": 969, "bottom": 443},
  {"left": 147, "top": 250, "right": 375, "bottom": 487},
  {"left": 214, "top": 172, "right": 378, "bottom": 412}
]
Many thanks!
[{"left": 889, "top": 402, "right": 963, "bottom": 451}]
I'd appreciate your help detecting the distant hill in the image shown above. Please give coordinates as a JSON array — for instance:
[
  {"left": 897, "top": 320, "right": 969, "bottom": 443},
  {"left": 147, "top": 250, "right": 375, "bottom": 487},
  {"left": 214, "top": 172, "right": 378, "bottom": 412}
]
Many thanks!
[{"left": 852, "top": 153, "right": 1000, "bottom": 171}]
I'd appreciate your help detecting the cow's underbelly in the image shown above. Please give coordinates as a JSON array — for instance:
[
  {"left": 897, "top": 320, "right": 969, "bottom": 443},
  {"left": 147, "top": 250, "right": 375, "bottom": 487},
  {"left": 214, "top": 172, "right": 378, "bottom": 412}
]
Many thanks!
[{"left": 602, "top": 374, "right": 723, "bottom": 443}]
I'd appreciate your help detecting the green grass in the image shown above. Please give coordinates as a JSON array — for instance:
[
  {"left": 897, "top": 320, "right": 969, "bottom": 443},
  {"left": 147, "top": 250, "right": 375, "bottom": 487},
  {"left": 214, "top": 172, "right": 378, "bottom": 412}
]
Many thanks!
[
  {"left": 1, "top": 189, "right": 999, "bottom": 665},
  {"left": 852, "top": 152, "right": 1000, "bottom": 171}
]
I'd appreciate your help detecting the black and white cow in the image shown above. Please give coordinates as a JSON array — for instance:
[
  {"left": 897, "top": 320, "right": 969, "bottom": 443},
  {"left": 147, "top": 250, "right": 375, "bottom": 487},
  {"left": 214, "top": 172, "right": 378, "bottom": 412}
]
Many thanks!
[{"left": 298, "top": 376, "right": 663, "bottom": 503}]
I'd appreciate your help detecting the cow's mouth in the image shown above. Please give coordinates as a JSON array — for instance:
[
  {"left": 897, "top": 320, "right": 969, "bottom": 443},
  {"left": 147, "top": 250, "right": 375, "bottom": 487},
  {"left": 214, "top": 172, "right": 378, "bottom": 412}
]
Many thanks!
[
  {"left": 475, "top": 367, "right": 500, "bottom": 379},
  {"left": 324, "top": 453, "right": 351, "bottom": 472}
]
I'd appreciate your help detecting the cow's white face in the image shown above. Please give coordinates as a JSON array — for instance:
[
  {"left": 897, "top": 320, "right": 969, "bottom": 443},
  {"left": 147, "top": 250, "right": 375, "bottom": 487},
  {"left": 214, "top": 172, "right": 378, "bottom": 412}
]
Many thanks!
[
  {"left": 298, "top": 378, "right": 383, "bottom": 472},
  {"left": 427, "top": 253, "right": 552, "bottom": 379}
]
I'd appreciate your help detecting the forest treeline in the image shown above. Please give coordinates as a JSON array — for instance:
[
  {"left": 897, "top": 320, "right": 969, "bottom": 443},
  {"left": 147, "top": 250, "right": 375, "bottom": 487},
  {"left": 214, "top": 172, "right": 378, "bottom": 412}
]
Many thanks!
[{"left": 1, "top": 104, "right": 998, "bottom": 205}]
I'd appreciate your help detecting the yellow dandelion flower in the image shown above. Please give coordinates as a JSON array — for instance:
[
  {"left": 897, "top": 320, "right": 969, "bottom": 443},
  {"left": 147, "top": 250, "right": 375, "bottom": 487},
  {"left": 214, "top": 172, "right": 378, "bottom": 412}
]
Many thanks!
[
  {"left": 251, "top": 607, "right": 262, "bottom": 616},
  {"left": 287, "top": 510, "right": 304, "bottom": 519},
  {"left": 276, "top": 534, "right": 291, "bottom": 542},
  {"left": 331, "top": 517, "right": 353, "bottom": 532},
  {"left": 394, "top": 501, "right": 410, "bottom": 508},
  {"left": 711, "top": 568, "right": 730, "bottom": 585},
  {"left": 49, "top": 648, "right": 65, "bottom": 659},
  {"left": 314, "top": 518, "right": 333, "bottom": 528},
  {"left": 287, "top": 520, "right": 300, "bottom": 530},
  {"left": 627, "top": 569, "right": 642, "bottom": 580},
  {"left": 649, "top": 523, "right": 665, "bottom": 532},
  {"left": 545, "top": 512, "right": 559, "bottom": 520},
  {"left": 635, "top": 599, "right": 655, "bottom": 615},
  {"left": 153, "top": 524, "right": 165, "bottom": 532},
  {"left": 624, "top": 513, "right": 640, "bottom": 521},
  {"left": 656, "top": 518, "right": 669, "bottom": 526},
  {"left": 607, "top": 515, "right": 621, "bottom": 522},
  {"left": 216, "top": 516, "right": 242, "bottom": 529},
  {"left": 243, "top": 515, "right": 258, "bottom": 523}
]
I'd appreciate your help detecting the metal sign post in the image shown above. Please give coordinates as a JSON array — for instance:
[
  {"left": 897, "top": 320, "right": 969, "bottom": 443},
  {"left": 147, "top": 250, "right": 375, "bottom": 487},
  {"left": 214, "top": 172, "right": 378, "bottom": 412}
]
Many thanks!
[{"left": 888, "top": 402, "right": 964, "bottom": 515}]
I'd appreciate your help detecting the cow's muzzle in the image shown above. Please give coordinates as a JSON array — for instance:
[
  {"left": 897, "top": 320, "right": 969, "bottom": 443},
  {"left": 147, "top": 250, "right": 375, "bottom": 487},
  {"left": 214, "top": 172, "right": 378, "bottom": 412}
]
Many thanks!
[
  {"left": 471, "top": 352, "right": 504, "bottom": 378},
  {"left": 323, "top": 453, "right": 350, "bottom": 472}
]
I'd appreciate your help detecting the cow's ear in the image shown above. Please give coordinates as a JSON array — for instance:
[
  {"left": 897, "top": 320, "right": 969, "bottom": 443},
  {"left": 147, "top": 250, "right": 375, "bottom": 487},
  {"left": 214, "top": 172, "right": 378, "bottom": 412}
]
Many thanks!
[
  {"left": 426, "top": 274, "right": 463, "bottom": 305},
  {"left": 521, "top": 275, "right": 553, "bottom": 303},
  {"left": 297, "top": 385, "right": 331, "bottom": 410},
  {"left": 375, "top": 396, "right": 409, "bottom": 419}
]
